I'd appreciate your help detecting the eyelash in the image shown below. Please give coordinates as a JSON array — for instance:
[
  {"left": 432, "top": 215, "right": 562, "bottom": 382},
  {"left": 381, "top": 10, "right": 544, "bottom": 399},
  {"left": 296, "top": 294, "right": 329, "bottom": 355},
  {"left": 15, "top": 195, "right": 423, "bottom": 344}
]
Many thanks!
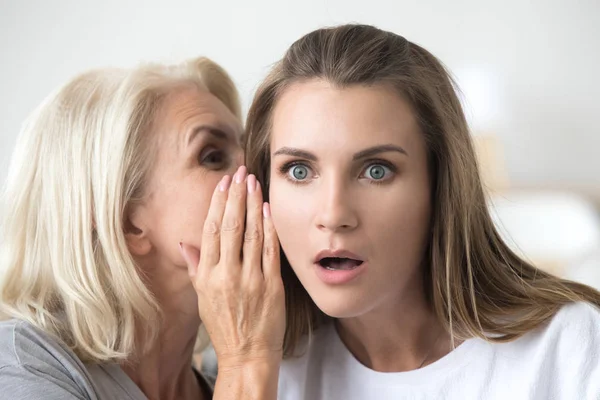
[{"left": 278, "top": 159, "right": 397, "bottom": 185}]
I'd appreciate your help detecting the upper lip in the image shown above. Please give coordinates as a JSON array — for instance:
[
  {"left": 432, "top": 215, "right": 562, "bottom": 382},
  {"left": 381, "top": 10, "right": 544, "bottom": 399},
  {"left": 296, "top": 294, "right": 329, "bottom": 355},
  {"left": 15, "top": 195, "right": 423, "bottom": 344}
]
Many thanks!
[{"left": 313, "top": 249, "right": 365, "bottom": 264}]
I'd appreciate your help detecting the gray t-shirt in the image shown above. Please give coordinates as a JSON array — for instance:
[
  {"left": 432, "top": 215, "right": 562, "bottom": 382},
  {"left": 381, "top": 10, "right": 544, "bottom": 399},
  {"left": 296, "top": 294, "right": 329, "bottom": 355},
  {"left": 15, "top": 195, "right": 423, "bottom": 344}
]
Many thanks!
[{"left": 0, "top": 319, "right": 212, "bottom": 399}]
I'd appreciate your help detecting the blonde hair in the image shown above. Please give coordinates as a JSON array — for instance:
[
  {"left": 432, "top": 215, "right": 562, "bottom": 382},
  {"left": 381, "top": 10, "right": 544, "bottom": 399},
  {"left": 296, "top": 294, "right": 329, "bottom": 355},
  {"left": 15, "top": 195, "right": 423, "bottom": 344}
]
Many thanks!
[
  {"left": 0, "top": 57, "right": 240, "bottom": 363},
  {"left": 244, "top": 24, "right": 600, "bottom": 357}
]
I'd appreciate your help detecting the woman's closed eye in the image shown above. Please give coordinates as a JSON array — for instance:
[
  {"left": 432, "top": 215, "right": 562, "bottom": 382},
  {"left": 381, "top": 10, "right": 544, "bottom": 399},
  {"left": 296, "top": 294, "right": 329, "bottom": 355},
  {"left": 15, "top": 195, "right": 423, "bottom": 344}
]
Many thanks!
[{"left": 198, "top": 146, "right": 230, "bottom": 170}]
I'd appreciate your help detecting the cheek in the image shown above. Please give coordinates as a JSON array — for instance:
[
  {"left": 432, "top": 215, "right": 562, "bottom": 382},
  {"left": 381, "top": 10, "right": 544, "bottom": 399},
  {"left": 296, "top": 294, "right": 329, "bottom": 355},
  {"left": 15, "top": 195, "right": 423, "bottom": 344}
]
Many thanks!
[
  {"left": 269, "top": 181, "right": 295, "bottom": 236},
  {"left": 367, "top": 186, "right": 431, "bottom": 262},
  {"left": 150, "top": 176, "right": 221, "bottom": 252},
  {"left": 179, "top": 178, "right": 222, "bottom": 243},
  {"left": 269, "top": 180, "right": 311, "bottom": 256}
]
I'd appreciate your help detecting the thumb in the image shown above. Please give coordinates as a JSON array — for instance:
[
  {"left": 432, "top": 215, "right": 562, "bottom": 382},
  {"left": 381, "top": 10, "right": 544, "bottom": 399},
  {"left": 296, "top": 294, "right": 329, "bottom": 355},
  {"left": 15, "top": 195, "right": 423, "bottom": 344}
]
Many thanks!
[{"left": 179, "top": 242, "right": 201, "bottom": 277}]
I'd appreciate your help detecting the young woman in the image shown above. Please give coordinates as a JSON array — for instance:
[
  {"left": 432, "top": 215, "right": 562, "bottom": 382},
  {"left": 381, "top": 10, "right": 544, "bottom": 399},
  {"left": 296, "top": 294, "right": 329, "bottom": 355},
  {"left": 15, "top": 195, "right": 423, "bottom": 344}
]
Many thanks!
[
  {"left": 0, "top": 57, "right": 284, "bottom": 400},
  {"left": 193, "top": 24, "right": 600, "bottom": 399}
]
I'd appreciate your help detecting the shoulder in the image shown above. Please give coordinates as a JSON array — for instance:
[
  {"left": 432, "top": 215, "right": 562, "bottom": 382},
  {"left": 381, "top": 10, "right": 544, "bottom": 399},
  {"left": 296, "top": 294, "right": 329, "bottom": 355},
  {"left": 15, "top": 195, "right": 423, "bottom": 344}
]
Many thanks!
[
  {"left": 503, "top": 302, "right": 600, "bottom": 355},
  {"left": 0, "top": 318, "right": 78, "bottom": 368},
  {"left": 551, "top": 301, "right": 600, "bottom": 329},
  {"left": 496, "top": 302, "right": 600, "bottom": 396},
  {"left": 534, "top": 302, "right": 600, "bottom": 396},
  {"left": 0, "top": 319, "right": 91, "bottom": 398},
  {"left": 0, "top": 318, "right": 42, "bottom": 368},
  {"left": 533, "top": 301, "right": 600, "bottom": 350},
  {"left": 546, "top": 302, "right": 600, "bottom": 356}
]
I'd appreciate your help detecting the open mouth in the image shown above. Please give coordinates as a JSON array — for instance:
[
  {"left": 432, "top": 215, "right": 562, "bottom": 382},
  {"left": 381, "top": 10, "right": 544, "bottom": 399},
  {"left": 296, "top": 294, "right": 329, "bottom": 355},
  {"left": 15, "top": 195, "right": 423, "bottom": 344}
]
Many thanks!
[{"left": 318, "top": 257, "right": 364, "bottom": 271}]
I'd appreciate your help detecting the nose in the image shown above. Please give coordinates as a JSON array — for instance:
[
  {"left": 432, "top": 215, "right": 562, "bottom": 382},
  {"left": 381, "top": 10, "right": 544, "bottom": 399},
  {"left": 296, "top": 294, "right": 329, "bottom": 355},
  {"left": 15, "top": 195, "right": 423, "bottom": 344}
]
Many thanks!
[{"left": 314, "top": 178, "right": 358, "bottom": 233}]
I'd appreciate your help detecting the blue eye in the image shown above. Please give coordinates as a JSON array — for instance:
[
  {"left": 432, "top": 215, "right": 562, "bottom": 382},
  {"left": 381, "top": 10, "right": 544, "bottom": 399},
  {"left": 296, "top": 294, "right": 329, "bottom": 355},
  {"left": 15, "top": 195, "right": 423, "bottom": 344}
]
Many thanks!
[
  {"left": 289, "top": 165, "right": 310, "bottom": 181},
  {"left": 364, "top": 164, "right": 390, "bottom": 180}
]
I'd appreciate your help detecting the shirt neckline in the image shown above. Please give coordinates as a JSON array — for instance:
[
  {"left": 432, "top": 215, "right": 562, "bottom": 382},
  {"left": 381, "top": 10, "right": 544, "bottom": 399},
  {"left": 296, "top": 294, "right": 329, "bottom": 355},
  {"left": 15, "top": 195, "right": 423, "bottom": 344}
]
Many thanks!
[{"left": 327, "top": 322, "right": 482, "bottom": 386}]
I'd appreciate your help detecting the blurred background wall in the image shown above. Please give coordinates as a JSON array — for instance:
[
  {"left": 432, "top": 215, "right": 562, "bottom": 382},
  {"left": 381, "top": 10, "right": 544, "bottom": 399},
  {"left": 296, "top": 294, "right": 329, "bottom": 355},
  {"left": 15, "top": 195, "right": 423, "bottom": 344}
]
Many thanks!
[{"left": 1, "top": 0, "right": 599, "bottom": 287}]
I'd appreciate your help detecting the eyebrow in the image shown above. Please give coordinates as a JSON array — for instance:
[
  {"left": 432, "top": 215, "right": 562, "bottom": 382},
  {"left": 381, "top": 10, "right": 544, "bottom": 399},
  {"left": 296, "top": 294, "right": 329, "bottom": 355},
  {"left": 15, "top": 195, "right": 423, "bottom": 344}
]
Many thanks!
[
  {"left": 187, "top": 125, "right": 230, "bottom": 146},
  {"left": 272, "top": 147, "right": 317, "bottom": 161},
  {"left": 272, "top": 144, "right": 408, "bottom": 161},
  {"left": 352, "top": 144, "right": 408, "bottom": 160}
]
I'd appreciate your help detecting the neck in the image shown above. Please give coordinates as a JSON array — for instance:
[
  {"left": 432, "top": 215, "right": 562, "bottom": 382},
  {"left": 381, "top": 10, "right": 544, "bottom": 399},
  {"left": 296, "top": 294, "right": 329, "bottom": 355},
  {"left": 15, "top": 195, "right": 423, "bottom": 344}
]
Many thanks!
[
  {"left": 123, "top": 284, "right": 204, "bottom": 400},
  {"left": 335, "top": 278, "right": 453, "bottom": 372}
]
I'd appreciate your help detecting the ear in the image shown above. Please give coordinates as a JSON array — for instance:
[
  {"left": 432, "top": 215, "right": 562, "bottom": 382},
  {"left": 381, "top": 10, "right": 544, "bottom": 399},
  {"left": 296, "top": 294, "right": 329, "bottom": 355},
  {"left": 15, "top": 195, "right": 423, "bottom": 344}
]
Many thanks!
[{"left": 124, "top": 204, "right": 153, "bottom": 256}]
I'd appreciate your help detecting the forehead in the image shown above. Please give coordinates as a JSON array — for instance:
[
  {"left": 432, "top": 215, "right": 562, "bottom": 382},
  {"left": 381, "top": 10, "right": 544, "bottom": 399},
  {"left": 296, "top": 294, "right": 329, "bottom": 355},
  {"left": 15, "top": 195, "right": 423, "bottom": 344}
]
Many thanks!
[
  {"left": 155, "top": 87, "right": 241, "bottom": 141},
  {"left": 270, "top": 80, "right": 422, "bottom": 153}
]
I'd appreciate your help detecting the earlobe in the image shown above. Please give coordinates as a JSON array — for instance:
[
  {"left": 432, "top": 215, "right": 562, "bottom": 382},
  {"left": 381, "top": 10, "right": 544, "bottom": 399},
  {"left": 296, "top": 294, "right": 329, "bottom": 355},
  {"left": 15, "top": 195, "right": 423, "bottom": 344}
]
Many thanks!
[{"left": 124, "top": 207, "right": 153, "bottom": 256}]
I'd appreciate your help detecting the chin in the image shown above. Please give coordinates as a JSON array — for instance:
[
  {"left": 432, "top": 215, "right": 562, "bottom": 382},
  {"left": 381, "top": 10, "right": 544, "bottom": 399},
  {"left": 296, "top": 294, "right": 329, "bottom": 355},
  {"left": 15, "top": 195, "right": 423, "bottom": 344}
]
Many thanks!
[{"left": 308, "top": 289, "right": 374, "bottom": 319}]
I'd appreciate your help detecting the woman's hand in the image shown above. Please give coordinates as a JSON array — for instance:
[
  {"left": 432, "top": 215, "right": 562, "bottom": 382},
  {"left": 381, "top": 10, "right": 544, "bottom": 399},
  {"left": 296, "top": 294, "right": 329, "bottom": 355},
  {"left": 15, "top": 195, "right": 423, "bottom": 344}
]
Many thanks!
[{"left": 180, "top": 166, "right": 285, "bottom": 383}]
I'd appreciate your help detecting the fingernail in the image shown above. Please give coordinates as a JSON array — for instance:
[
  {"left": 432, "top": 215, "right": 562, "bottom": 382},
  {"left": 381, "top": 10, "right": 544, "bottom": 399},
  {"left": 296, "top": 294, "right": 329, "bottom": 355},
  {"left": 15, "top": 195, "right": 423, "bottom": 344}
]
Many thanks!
[
  {"left": 219, "top": 175, "right": 232, "bottom": 192},
  {"left": 263, "top": 202, "right": 271, "bottom": 218},
  {"left": 235, "top": 166, "right": 247, "bottom": 184},
  {"left": 256, "top": 179, "right": 261, "bottom": 193},
  {"left": 247, "top": 174, "right": 256, "bottom": 193}
]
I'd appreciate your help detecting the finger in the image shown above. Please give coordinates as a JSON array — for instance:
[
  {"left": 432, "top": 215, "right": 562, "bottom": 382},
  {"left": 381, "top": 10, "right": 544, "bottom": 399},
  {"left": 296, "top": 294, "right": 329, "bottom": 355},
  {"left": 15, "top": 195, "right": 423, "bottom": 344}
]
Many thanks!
[
  {"left": 179, "top": 242, "right": 200, "bottom": 278},
  {"left": 262, "top": 202, "right": 281, "bottom": 280},
  {"left": 220, "top": 166, "right": 247, "bottom": 267},
  {"left": 242, "top": 176, "right": 264, "bottom": 280},
  {"left": 200, "top": 174, "right": 231, "bottom": 268}
]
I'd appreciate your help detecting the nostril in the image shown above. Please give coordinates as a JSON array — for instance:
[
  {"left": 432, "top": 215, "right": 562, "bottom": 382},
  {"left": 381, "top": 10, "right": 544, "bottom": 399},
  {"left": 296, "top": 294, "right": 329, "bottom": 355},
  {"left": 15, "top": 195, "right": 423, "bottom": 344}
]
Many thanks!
[
  {"left": 316, "top": 221, "right": 357, "bottom": 231},
  {"left": 314, "top": 206, "right": 359, "bottom": 231}
]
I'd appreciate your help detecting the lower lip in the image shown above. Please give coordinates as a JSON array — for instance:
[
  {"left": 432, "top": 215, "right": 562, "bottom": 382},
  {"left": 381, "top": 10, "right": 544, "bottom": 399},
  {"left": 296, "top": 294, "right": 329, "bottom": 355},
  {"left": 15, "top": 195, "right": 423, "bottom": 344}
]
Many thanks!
[{"left": 314, "top": 262, "right": 366, "bottom": 285}]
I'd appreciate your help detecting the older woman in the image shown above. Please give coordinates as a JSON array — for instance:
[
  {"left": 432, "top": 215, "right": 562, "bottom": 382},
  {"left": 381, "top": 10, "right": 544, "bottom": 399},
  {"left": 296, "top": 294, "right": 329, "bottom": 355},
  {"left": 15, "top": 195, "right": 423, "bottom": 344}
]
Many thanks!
[{"left": 0, "top": 57, "right": 283, "bottom": 399}]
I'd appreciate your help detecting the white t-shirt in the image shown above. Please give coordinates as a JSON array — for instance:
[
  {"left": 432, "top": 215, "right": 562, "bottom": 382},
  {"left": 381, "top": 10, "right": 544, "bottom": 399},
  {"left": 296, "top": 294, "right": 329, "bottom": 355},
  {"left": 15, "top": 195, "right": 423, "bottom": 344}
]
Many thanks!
[{"left": 278, "top": 302, "right": 600, "bottom": 400}]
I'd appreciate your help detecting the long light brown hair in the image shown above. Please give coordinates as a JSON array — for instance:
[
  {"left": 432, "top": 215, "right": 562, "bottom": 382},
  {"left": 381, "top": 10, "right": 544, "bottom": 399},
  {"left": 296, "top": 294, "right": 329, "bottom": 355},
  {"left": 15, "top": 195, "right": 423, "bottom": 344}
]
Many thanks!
[{"left": 244, "top": 24, "right": 600, "bottom": 357}]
